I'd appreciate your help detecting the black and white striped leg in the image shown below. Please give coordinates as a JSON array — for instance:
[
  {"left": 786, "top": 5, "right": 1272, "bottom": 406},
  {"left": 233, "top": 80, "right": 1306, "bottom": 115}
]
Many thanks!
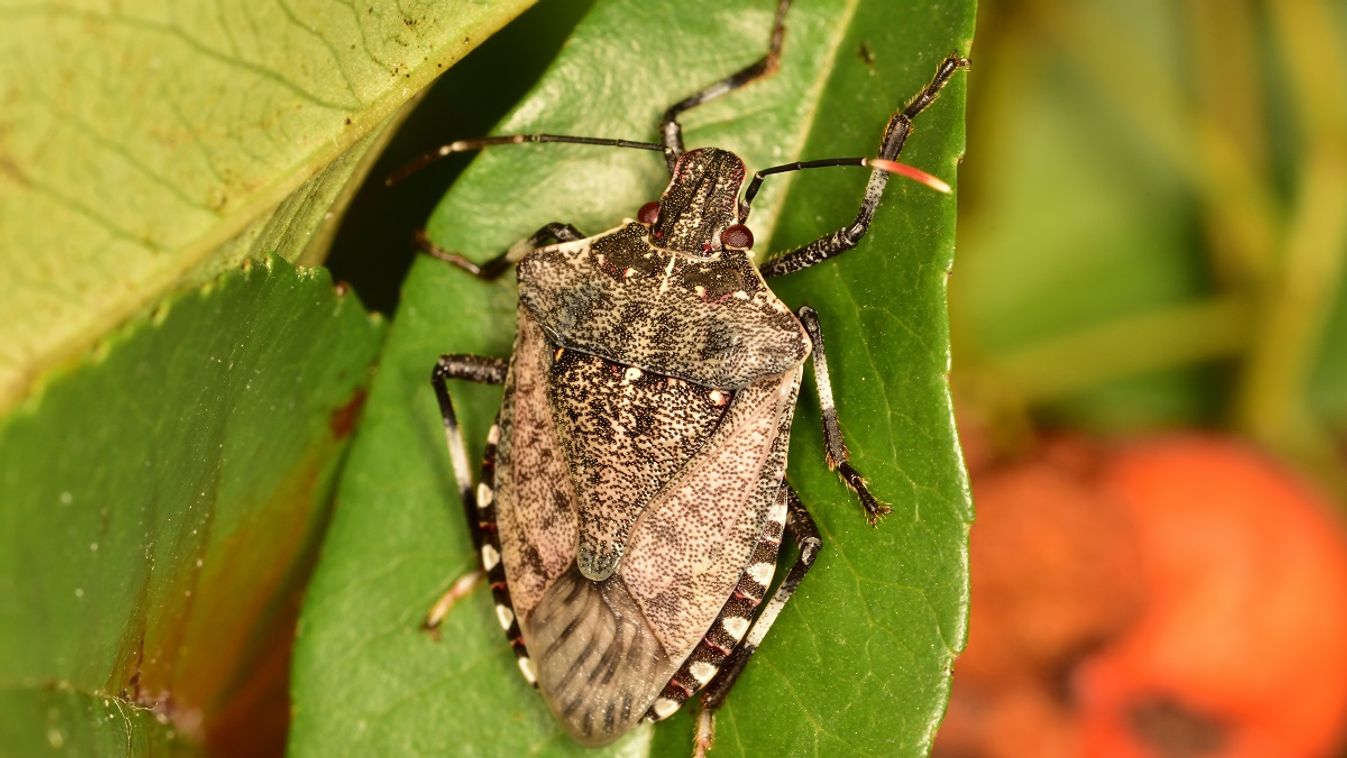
[
  {"left": 759, "top": 53, "right": 968, "bottom": 278},
  {"left": 431, "top": 354, "right": 508, "bottom": 510},
  {"left": 414, "top": 222, "right": 585, "bottom": 281},
  {"left": 659, "top": 0, "right": 792, "bottom": 168},
  {"left": 797, "top": 306, "right": 890, "bottom": 524},
  {"left": 695, "top": 487, "right": 822, "bottom": 753},
  {"left": 425, "top": 354, "right": 509, "bottom": 632}
]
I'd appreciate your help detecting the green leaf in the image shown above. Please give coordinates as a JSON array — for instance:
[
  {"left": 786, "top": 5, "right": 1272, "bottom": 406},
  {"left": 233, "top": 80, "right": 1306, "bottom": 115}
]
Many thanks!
[
  {"left": 0, "top": 687, "right": 181, "bottom": 755},
  {"left": 292, "top": 0, "right": 974, "bottom": 755},
  {"left": 0, "top": 258, "right": 383, "bottom": 755},
  {"left": 0, "top": 0, "right": 533, "bottom": 411}
]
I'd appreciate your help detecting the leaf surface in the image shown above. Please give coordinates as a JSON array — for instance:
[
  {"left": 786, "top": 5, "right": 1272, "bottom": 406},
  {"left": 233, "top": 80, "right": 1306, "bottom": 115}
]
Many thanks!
[
  {"left": 0, "top": 258, "right": 383, "bottom": 754},
  {"left": 292, "top": 0, "right": 974, "bottom": 755}
]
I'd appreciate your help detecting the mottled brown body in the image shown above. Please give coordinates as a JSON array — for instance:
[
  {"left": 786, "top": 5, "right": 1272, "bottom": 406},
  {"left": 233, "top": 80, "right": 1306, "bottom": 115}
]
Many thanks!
[{"left": 492, "top": 211, "right": 810, "bottom": 744}]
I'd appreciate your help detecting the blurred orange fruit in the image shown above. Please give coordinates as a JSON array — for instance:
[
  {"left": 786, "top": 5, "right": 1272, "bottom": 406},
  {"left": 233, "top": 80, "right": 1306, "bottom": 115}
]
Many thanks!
[
  {"left": 1077, "top": 437, "right": 1347, "bottom": 758},
  {"left": 937, "top": 435, "right": 1347, "bottom": 758}
]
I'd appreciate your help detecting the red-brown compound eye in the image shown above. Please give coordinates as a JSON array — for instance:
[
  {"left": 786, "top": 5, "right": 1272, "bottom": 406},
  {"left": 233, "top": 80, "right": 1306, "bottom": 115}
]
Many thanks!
[
  {"left": 637, "top": 201, "right": 660, "bottom": 225},
  {"left": 720, "top": 224, "right": 754, "bottom": 251}
]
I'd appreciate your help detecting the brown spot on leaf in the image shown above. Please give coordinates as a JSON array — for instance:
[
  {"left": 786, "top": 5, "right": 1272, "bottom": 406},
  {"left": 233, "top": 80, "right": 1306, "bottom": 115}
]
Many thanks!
[{"left": 329, "top": 387, "right": 367, "bottom": 439}]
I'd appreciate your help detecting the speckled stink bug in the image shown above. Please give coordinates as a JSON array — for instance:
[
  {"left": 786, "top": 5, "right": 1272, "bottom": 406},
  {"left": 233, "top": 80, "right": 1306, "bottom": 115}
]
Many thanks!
[{"left": 416, "top": 0, "right": 967, "bottom": 749}]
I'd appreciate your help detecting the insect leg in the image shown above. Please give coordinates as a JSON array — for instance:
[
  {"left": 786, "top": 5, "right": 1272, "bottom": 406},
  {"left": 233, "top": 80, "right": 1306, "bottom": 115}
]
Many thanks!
[
  {"left": 433, "top": 354, "right": 509, "bottom": 386},
  {"left": 414, "top": 222, "right": 585, "bottom": 281},
  {"left": 695, "top": 485, "right": 822, "bottom": 753},
  {"left": 429, "top": 355, "right": 538, "bottom": 682},
  {"left": 758, "top": 53, "right": 969, "bottom": 279},
  {"left": 425, "top": 354, "right": 508, "bottom": 631},
  {"left": 797, "top": 306, "right": 891, "bottom": 523},
  {"left": 659, "top": 0, "right": 792, "bottom": 168}
]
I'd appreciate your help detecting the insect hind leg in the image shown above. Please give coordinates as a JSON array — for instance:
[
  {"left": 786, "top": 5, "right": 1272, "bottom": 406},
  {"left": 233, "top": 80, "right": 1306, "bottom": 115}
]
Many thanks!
[
  {"left": 759, "top": 52, "right": 968, "bottom": 278},
  {"left": 694, "top": 485, "right": 822, "bottom": 755},
  {"left": 416, "top": 222, "right": 586, "bottom": 281}
]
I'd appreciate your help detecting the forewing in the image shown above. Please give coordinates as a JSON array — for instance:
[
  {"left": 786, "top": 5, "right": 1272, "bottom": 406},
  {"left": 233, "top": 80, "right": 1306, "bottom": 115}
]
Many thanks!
[
  {"left": 622, "top": 368, "right": 803, "bottom": 658},
  {"left": 522, "top": 368, "right": 802, "bottom": 746},
  {"left": 495, "top": 311, "right": 579, "bottom": 619}
]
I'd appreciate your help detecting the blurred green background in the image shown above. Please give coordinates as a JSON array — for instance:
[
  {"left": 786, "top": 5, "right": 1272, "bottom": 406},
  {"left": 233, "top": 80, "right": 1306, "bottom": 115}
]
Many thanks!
[
  {"left": 952, "top": 0, "right": 1347, "bottom": 482},
  {"left": 939, "top": 1, "right": 1347, "bottom": 755}
]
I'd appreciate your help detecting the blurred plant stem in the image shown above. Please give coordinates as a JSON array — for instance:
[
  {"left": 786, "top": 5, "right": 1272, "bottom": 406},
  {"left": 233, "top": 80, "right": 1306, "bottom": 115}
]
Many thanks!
[
  {"left": 1038, "top": 0, "right": 1281, "bottom": 287},
  {"left": 1236, "top": 0, "right": 1347, "bottom": 491},
  {"left": 986, "top": 296, "right": 1248, "bottom": 401}
]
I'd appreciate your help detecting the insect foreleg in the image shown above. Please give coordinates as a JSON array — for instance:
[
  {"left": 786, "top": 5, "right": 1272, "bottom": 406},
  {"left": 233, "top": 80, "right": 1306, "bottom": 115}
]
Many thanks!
[
  {"left": 415, "top": 222, "right": 586, "bottom": 281},
  {"left": 695, "top": 485, "right": 822, "bottom": 754},
  {"left": 759, "top": 52, "right": 968, "bottom": 278},
  {"left": 659, "top": 0, "right": 792, "bottom": 168},
  {"left": 797, "top": 307, "right": 891, "bottom": 523}
]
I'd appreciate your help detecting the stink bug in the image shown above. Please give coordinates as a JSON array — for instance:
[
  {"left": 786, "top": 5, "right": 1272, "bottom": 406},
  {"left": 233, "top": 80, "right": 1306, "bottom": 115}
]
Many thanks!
[{"left": 416, "top": 0, "right": 967, "bottom": 749}]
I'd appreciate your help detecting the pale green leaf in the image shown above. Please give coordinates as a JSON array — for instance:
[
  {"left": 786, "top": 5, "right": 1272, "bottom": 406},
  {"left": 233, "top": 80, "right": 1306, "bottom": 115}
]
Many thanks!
[{"left": 0, "top": 0, "right": 533, "bottom": 410}]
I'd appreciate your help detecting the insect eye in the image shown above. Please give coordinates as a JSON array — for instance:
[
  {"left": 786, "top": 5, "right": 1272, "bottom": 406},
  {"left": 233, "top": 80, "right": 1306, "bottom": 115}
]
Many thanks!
[
  {"left": 637, "top": 202, "right": 660, "bottom": 225},
  {"left": 720, "top": 224, "right": 753, "bottom": 251}
]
